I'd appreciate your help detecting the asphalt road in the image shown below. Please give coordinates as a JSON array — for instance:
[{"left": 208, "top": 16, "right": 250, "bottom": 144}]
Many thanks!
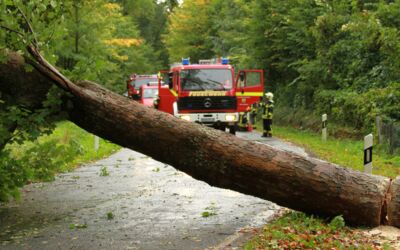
[{"left": 0, "top": 131, "right": 308, "bottom": 250}]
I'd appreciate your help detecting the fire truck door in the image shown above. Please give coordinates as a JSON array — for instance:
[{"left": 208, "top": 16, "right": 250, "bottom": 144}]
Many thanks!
[
  {"left": 235, "top": 70, "right": 264, "bottom": 112},
  {"left": 157, "top": 70, "right": 177, "bottom": 114}
]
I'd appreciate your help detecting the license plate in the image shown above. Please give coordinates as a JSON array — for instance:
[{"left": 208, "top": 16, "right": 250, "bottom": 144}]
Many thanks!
[{"left": 201, "top": 118, "right": 215, "bottom": 123}]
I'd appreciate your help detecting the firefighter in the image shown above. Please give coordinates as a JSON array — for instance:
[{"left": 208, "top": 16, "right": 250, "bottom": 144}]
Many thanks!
[
  {"left": 238, "top": 71, "right": 245, "bottom": 88},
  {"left": 261, "top": 92, "right": 274, "bottom": 137},
  {"left": 238, "top": 111, "right": 248, "bottom": 131},
  {"left": 250, "top": 102, "right": 258, "bottom": 129}
]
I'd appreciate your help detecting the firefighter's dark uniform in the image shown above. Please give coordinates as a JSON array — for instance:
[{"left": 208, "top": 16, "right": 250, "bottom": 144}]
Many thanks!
[
  {"left": 261, "top": 99, "right": 273, "bottom": 137},
  {"left": 239, "top": 106, "right": 251, "bottom": 131},
  {"left": 250, "top": 103, "right": 258, "bottom": 128},
  {"left": 238, "top": 112, "right": 247, "bottom": 130}
]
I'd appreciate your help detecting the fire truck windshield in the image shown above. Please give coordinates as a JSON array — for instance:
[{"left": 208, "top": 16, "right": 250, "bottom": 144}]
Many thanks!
[
  {"left": 130, "top": 78, "right": 158, "bottom": 89},
  {"left": 180, "top": 69, "right": 233, "bottom": 91},
  {"left": 143, "top": 88, "right": 158, "bottom": 99}
]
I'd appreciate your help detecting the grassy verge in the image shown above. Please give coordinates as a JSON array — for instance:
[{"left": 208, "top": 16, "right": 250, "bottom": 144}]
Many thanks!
[
  {"left": 9, "top": 121, "right": 120, "bottom": 182},
  {"left": 244, "top": 211, "right": 391, "bottom": 249},
  {"left": 272, "top": 125, "right": 400, "bottom": 178}
]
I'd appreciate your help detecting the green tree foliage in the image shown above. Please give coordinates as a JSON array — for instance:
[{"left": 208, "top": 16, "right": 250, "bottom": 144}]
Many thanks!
[
  {"left": 1, "top": 0, "right": 160, "bottom": 89},
  {"left": 0, "top": 0, "right": 159, "bottom": 143},
  {"left": 207, "top": 0, "right": 251, "bottom": 67},
  {"left": 164, "top": 0, "right": 214, "bottom": 62},
  {"left": 46, "top": 0, "right": 158, "bottom": 92},
  {"left": 117, "top": 0, "right": 173, "bottom": 67},
  {"left": 0, "top": 0, "right": 165, "bottom": 200},
  {"left": 245, "top": 0, "right": 323, "bottom": 106}
]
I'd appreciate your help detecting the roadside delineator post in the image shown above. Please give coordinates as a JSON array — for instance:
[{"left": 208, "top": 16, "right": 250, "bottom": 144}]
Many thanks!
[
  {"left": 364, "top": 134, "right": 373, "bottom": 174},
  {"left": 322, "top": 114, "right": 327, "bottom": 141},
  {"left": 94, "top": 135, "right": 99, "bottom": 152}
]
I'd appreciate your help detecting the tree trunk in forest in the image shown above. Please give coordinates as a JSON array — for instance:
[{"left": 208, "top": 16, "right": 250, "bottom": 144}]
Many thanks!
[{"left": 1, "top": 51, "right": 399, "bottom": 228}]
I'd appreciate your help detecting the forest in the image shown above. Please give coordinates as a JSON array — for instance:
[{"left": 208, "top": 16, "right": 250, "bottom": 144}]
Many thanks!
[{"left": 1, "top": 0, "right": 399, "bottom": 200}]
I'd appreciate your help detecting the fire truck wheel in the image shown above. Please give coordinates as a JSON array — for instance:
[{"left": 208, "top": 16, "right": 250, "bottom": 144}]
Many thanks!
[
  {"left": 229, "top": 126, "right": 236, "bottom": 135},
  {"left": 218, "top": 126, "right": 226, "bottom": 132}
]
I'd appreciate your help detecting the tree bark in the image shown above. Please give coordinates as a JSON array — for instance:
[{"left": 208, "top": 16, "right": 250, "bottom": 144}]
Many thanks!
[
  {"left": 388, "top": 177, "right": 400, "bottom": 226},
  {"left": 1, "top": 51, "right": 398, "bottom": 228}
]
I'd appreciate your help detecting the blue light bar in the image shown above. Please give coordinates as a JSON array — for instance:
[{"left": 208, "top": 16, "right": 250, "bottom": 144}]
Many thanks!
[
  {"left": 221, "top": 58, "right": 229, "bottom": 65},
  {"left": 182, "top": 58, "right": 190, "bottom": 65}
]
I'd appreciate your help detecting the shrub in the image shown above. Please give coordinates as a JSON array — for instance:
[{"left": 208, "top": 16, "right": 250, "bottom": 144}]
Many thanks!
[
  {"left": 0, "top": 150, "right": 28, "bottom": 201},
  {"left": 19, "top": 138, "right": 84, "bottom": 181},
  {"left": 314, "top": 83, "right": 400, "bottom": 132},
  {"left": 329, "top": 215, "right": 346, "bottom": 230}
]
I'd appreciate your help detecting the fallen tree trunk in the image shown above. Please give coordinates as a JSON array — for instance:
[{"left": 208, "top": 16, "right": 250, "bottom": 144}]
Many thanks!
[
  {"left": 388, "top": 177, "right": 400, "bottom": 226},
  {"left": 1, "top": 50, "right": 398, "bottom": 227}
]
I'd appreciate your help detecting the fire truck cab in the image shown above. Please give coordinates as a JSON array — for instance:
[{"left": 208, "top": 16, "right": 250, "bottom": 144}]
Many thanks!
[
  {"left": 138, "top": 84, "right": 160, "bottom": 107},
  {"left": 127, "top": 74, "right": 159, "bottom": 100},
  {"left": 156, "top": 58, "right": 264, "bottom": 135}
]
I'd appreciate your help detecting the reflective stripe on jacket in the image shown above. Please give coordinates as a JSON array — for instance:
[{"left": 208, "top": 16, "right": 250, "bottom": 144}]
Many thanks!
[{"left": 261, "top": 101, "right": 273, "bottom": 119}]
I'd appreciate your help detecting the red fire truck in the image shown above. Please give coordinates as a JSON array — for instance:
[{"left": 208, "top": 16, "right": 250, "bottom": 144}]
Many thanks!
[
  {"left": 156, "top": 58, "right": 264, "bottom": 135},
  {"left": 127, "top": 74, "right": 158, "bottom": 100},
  {"left": 138, "top": 84, "right": 160, "bottom": 107}
]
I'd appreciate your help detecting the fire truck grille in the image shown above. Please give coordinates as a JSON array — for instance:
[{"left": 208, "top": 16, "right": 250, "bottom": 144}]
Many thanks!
[{"left": 177, "top": 96, "right": 237, "bottom": 110}]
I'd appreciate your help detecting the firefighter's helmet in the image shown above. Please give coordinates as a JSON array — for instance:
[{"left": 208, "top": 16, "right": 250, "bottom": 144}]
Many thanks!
[{"left": 265, "top": 92, "right": 274, "bottom": 100}]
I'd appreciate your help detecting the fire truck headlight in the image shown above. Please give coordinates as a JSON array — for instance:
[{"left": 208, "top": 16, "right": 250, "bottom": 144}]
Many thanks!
[
  {"left": 180, "top": 115, "right": 191, "bottom": 121},
  {"left": 225, "top": 114, "right": 236, "bottom": 121}
]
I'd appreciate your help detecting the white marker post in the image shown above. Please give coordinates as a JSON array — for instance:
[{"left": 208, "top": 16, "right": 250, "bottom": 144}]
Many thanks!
[
  {"left": 322, "top": 114, "right": 327, "bottom": 141},
  {"left": 94, "top": 135, "right": 99, "bottom": 152},
  {"left": 364, "top": 134, "right": 373, "bottom": 174}
]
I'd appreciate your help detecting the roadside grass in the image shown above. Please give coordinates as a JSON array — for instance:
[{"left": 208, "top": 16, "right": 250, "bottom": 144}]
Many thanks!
[
  {"left": 244, "top": 211, "right": 391, "bottom": 250},
  {"left": 46, "top": 122, "right": 120, "bottom": 168},
  {"left": 9, "top": 121, "right": 120, "bottom": 182},
  {"left": 272, "top": 125, "right": 400, "bottom": 178}
]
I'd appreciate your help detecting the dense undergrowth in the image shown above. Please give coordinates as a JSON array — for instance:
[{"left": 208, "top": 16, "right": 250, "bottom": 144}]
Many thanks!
[
  {"left": 0, "top": 122, "right": 119, "bottom": 202},
  {"left": 274, "top": 106, "right": 365, "bottom": 139}
]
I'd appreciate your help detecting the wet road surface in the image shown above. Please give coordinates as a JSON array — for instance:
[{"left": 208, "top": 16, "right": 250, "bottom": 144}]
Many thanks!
[{"left": 0, "top": 131, "right": 308, "bottom": 249}]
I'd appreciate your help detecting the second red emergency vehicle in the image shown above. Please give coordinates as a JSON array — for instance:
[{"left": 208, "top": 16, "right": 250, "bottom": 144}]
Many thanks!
[{"left": 127, "top": 74, "right": 158, "bottom": 100}]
